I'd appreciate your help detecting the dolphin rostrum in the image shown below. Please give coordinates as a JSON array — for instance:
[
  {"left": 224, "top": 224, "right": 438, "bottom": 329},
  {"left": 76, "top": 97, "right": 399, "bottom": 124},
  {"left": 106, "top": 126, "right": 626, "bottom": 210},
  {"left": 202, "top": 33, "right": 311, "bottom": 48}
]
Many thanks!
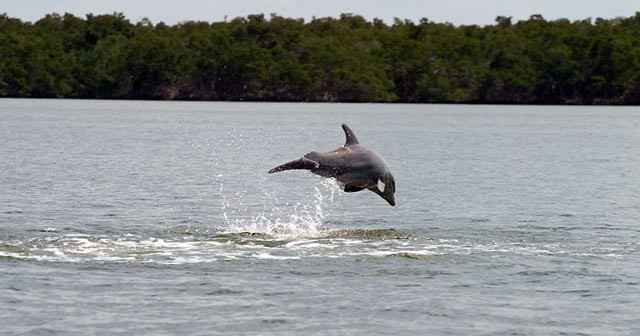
[{"left": 268, "top": 124, "right": 396, "bottom": 206}]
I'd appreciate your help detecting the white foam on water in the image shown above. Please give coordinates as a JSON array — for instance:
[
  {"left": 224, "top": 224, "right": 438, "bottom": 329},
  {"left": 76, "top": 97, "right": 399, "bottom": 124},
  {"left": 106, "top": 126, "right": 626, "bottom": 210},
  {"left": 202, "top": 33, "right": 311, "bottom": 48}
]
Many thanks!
[
  {"left": 1, "top": 222, "right": 633, "bottom": 264},
  {"left": 0, "top": 236, "right": 630, "bottom": 264},
  {"left": 284, "top": 240, "right": 336, "bottom": 250},
  {"left": 252, "top": 252, "right": 301, "bottom": 260}
]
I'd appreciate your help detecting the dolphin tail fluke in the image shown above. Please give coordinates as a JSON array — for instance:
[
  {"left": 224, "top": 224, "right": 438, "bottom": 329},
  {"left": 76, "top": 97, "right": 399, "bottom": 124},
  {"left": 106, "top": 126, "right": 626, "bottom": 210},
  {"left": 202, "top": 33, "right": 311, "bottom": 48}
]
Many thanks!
[{"left": 268, "top": 157, "right": 320, "bottom": 174}]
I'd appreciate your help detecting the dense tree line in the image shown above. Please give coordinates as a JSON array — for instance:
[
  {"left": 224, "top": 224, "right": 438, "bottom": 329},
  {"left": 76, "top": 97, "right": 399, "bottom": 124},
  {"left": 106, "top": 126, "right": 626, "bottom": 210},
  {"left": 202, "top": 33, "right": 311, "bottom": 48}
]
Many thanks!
[{"left": 1, "top": 12, "right": 640, "bottom": 103}]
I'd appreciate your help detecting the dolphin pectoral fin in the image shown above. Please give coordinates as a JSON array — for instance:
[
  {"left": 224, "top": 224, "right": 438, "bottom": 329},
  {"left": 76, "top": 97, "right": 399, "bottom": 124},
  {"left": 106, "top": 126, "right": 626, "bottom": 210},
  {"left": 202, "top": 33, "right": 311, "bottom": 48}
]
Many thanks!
[
  {"left": 341, "top": 124, "right": 359, "bottom": 146},
  {"left": 343, "top": 185, "right": 365, "bottom": 193},
  {"left": 268, "top": 157, "right": 320, "bottom": 174}
]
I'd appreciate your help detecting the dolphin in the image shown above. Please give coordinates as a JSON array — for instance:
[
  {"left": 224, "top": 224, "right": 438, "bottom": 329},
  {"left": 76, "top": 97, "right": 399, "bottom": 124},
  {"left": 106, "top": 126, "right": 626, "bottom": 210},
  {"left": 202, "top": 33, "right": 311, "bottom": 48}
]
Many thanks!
[{"left": 268, "top": 124, "right": 396, "bottom": 206}]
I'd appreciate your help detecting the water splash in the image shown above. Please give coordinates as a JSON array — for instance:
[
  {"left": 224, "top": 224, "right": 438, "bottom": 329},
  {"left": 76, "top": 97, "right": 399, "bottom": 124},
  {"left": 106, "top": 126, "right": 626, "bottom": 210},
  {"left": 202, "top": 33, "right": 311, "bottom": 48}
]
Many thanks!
[{"left": 223, "top": 179, "right": 341, "bottom": 237}]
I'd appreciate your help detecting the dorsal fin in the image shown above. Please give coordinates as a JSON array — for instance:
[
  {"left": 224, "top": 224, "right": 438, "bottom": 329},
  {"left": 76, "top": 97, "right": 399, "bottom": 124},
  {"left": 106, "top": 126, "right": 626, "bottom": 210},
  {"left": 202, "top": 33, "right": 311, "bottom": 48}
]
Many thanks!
[{"left": 341, "top": 123, "right": 359, "bottom": 146}]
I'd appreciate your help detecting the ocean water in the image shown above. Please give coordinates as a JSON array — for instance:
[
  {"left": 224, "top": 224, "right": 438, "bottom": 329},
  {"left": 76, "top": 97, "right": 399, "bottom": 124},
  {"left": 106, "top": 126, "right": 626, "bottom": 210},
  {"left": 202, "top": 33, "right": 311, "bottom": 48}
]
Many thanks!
[{"left": 1, "top": 99, "right": 639, "bottom": 335}]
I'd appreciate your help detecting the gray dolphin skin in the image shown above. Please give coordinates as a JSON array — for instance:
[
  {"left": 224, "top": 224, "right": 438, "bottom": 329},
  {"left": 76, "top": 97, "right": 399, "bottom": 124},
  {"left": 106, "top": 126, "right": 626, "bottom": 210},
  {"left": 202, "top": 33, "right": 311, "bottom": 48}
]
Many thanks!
[{"left": 268, "top": 124, "right": 396, "bottom": 206}]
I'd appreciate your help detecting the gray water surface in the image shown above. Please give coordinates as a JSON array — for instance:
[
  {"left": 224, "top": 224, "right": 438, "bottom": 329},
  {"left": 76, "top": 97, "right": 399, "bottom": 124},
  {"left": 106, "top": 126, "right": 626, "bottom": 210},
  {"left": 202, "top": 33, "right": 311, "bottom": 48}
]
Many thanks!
[{"left": 1, "top": 99, "right": 639, "bottom": 335}]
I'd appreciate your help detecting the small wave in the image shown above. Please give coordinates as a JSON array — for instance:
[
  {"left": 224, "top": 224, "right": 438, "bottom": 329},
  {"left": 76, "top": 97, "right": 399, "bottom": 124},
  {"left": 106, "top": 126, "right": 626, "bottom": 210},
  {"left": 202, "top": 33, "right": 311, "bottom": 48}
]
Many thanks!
[
  {"left": 1, "top": 225, "right": 634, "bottom": 264},
  {"left": 0, "top": 236, "right": 628, "bottom": 264},
  {"left": 0, "top": 226, "right": 415, "bottom": 264}
]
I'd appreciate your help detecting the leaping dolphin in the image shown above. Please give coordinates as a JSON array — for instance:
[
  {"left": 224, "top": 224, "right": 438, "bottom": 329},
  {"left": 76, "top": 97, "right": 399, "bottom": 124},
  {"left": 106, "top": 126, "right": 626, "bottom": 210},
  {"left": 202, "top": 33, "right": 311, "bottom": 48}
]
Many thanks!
[{"left": 268, "top": 124, "right": 396, "bottom": 206}]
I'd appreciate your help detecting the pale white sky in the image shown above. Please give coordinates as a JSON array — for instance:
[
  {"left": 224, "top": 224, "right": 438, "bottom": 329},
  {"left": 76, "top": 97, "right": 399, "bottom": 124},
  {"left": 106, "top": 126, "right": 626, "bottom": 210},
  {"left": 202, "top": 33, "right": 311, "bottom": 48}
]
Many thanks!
[{"left": 2, "top": 0, "right": 639, "bottom": 26}]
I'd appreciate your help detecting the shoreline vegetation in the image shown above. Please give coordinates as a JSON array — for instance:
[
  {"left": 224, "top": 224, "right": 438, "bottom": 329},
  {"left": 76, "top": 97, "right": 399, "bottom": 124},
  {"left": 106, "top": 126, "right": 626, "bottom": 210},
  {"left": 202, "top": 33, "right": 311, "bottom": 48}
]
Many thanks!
[{"left": 1, "top": 12, "right": 640, "bottom": 104}]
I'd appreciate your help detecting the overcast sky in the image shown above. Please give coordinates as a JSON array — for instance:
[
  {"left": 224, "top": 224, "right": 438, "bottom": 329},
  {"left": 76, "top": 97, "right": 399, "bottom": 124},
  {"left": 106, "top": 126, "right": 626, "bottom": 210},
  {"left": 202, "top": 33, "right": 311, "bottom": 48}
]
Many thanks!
[{"left": 3, "top": 0, "right": 640, "bottom": 26}]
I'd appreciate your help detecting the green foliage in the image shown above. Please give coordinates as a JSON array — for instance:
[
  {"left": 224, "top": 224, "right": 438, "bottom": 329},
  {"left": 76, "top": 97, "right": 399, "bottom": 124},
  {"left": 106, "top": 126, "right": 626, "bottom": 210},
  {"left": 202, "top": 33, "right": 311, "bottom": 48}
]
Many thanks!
[{"left": 1, "top": 12, "right": 640, "bottom": 103}]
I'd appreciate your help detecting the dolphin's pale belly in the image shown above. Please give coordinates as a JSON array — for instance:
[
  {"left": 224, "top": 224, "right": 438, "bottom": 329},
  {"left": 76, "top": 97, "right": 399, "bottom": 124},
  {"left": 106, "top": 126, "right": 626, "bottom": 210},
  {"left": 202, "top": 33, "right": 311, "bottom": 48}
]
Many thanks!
[{"left": 334, "top": 173, "right": 377, "bottom": 189}]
